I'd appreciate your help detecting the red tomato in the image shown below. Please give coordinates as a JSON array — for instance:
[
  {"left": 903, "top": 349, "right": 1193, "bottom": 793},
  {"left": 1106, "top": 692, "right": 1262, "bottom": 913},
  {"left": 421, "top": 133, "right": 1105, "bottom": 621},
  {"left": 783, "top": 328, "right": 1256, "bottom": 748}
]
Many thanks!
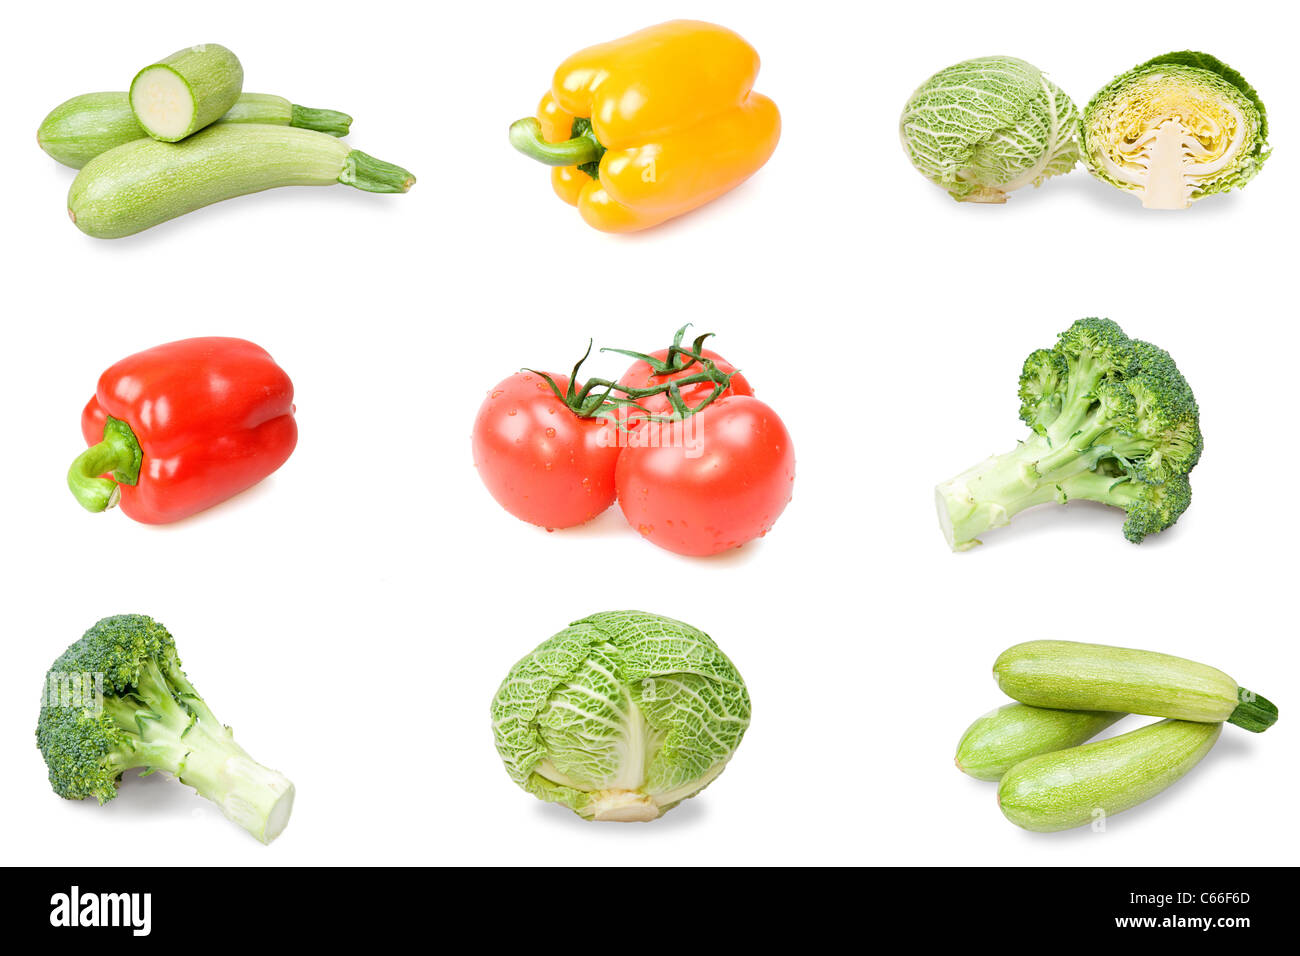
[
  {"left": 472, "top": 371, "right": 620, "bottom": 529},
  {"left": 615, "top": 395, "right": 795, "bottom": 556},
  {"left": 617, "top": 348, "right": 753, "bottom": 421}
]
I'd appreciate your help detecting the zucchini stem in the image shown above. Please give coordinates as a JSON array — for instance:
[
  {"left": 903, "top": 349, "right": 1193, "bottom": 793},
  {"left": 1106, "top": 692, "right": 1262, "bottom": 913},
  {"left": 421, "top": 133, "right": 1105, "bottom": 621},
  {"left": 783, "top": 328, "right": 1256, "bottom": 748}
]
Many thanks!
[
  {"left": 509, "top": 117, "right": 604, "bottom": 167},
  {"left": 341, "top": 150, "right": 416, "bottom": 193},
  {"left": 290, "top": 104, "right": 353, "bottom": 137},
  {"left": 67, "top": 416, "right": 143, "bottom": 513},
  {"left": 1228, "top": 688, "right": 1279, "bottom": 732}
]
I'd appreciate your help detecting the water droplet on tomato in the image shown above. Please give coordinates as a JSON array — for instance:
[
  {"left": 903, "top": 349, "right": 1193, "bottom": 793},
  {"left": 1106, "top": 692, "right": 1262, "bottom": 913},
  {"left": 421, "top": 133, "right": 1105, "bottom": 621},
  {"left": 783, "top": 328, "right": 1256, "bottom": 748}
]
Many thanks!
[{"left": 545, "top": 427, "right": 556, "bottom": 437}]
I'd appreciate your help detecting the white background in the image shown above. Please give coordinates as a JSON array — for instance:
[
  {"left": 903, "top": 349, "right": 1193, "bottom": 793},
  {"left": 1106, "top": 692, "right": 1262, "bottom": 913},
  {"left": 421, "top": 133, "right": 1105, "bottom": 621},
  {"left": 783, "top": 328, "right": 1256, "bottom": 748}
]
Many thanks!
[{"left": 2, "top": 1, "right": 1295, "bottom": 866}]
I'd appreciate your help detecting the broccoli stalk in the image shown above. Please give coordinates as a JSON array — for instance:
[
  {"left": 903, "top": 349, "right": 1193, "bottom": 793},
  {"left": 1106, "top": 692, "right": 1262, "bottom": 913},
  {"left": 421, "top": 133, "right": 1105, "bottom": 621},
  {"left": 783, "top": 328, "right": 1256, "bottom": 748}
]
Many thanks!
[
  {"left": 37, "top": 615, "right": 293, "bottom": 844},
  {"left": 936, "top": 319, "right": 1202, "bottom": 550}
]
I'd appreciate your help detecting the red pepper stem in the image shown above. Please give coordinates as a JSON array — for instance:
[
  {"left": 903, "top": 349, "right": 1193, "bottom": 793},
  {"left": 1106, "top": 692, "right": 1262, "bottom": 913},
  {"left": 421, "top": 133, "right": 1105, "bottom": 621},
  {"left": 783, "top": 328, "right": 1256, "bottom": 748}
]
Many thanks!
[
  {"left": 509, "top": 117, "right": 604, "bottom": 166},
  {"left": 67, "top": 416, "right": 143, "bottom": 513}
]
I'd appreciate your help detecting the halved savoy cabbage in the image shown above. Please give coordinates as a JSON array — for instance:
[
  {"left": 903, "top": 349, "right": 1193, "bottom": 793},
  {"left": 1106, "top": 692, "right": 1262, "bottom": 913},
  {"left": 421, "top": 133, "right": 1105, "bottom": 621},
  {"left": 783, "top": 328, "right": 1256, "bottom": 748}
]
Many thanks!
[{"left": 1081, "top": 51, "right": 1269, "bottom": 209}]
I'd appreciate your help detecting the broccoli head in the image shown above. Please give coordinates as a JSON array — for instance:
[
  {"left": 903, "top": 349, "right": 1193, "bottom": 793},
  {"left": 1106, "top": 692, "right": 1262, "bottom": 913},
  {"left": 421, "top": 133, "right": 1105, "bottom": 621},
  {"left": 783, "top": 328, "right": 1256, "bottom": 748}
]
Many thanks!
[
  {"left": 36, "top": 614, "right": 293, "bottom": 843},
  {"left": 936, "top": 318, "right": 1202, "bottom": 550}
]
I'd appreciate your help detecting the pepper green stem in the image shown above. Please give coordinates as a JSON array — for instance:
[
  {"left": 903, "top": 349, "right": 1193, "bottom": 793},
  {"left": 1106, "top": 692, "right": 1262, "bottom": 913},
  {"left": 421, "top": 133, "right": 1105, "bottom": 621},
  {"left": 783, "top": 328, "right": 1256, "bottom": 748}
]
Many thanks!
[
  {"left": 340, "top": 150, "right": 417, "bottom": 193},
  {"left": 67, "top": 415, "right": 142, "bottom": 513},
  {"left": 509, "top": 117, "right": 604, "bottom": 167},
  {"left": 290, "top": 104, "right": 353, "bottom": 137},
  {"left": 1228, "top": 688, "right": 1279, "bottom": 732}
]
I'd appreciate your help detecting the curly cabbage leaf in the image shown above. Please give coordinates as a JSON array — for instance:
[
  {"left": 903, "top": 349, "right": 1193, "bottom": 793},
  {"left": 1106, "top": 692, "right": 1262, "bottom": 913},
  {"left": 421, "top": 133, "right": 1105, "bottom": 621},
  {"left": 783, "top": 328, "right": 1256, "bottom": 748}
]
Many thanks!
[
  {"left": 490, "top": 610, "right": 751, "bottom": 821},
  {"left": 1082, "top": 52, "right": 1269, "bottom": 209},
  {"left": 900, "top": 56, "right": 1080, "bottom": 203}
]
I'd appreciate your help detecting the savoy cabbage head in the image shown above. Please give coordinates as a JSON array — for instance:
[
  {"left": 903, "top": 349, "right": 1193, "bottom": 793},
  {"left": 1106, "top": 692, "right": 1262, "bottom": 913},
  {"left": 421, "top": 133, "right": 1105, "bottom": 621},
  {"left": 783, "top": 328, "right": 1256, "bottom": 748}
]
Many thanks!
[
  {"left": 1082, "top": 51, "right": 1269, "bottom": 209},
  {"left": 900, "top": 56, "right": 1080, "bottom": 203},
  {"left": 491, "top": 610, "right": 750, "bottom": 821}
]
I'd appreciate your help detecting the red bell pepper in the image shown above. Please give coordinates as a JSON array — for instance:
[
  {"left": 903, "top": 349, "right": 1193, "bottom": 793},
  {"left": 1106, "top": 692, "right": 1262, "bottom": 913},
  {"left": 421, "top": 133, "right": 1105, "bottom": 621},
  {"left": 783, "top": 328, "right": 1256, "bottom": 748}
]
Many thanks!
[{"left": 68, "top": 337, "right": 297, "bottom": 524}]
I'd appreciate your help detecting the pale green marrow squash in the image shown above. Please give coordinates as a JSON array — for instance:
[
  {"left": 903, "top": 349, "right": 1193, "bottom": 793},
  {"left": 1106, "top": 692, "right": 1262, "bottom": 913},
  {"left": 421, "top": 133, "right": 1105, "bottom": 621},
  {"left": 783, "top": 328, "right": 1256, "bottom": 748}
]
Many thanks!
[
  {"left": 994, "top": 640, "right": 1277, "bottom": 732},
  {"left": 39, "top": 92, "right": 352, "bottom": 169},
  {"left": 130, "top": 43, "right": 244, "bottom": 141},
  {"left": 68, "top": 124, "right": 415, "bottom": 239},
  {"left": 998, "top": 719, "right": 1221, "bottom": 831},
  {"left": 955, "top": 703, "right": 1125, "bottom": 781}
]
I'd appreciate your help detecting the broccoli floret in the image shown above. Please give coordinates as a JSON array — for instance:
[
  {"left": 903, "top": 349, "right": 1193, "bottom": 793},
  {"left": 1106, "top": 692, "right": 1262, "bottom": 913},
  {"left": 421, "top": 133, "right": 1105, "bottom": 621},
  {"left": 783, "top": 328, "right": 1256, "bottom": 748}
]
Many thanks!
[
  {"left": 936, "top": 318, "right": 1202, "bottom": 550},
  {"left": 36, "top": 614, "right": 293, "bottom": 843}
]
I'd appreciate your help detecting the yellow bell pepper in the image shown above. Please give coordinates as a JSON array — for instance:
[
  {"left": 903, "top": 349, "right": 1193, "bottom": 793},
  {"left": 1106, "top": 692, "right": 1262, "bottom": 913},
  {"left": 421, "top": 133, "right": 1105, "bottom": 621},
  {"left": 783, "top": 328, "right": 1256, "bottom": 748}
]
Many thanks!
[{"left": 509, "top": 20, "right": 780, "bottom": 233}]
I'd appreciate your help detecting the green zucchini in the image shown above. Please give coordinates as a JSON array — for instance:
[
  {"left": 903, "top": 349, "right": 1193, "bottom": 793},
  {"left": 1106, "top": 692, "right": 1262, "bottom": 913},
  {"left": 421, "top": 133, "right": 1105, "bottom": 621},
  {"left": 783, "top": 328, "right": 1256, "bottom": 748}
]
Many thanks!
[
  {"left": 955, "top": 703, "right": 1125, "bottom": 781},
  {"left": 130, "top": 43, "right": 243, "bottom": 141},
  {"left": 994, "top": 640, "right": 1278, "bottom": 732},
  {"left": 68, "top": 125, "right": 416, "bottom": 239},
  {"left": 38, "top": 92, "right": 352, "bottom": 169},
  {"left": 998, "top": 719, "right": 1221, "bottom": 832}
]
